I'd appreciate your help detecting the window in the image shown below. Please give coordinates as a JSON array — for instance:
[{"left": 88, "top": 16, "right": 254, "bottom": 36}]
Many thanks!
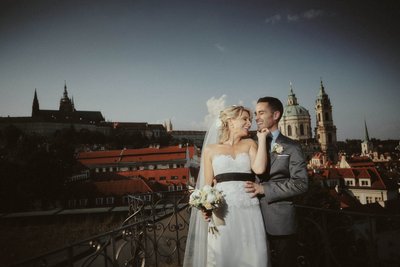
[
  {"left": 148, "top": 177, "right": 155, "bottom": 181},
  {"left": 325, "top": 112, "right": 329, "bottom": 121},
  {"left": 95, "top": 198, "right": 104, "bottom": 205},
  {"left": 287, "top": 125, "right": 292, "bottom": 136},
  {"left": 68, "top": 199, "right": 77, "bottom": 208},
  {"left": 122, "top": 195, "right": 129, "bottom": 205},
  {"left": 182, "top": 176, "right": 187, "bottom": 180},
  {"left": 360, "top": 180, "right": 369, "bottom": 186},
  {"left": 171, "top": 176, "right": 178, "bottom": 180},
  {"left": 328, "top": 133, "right": 332, "bottom": 144},
  {"left": 318, "top": 113, "right": 321, "bottom": 122},
  {"left": 168, "top": 185, "right": 175, "bottom": 191},
  {"left": 109, "top": 167, "right": 113, "bottom": 172},
  {"left": 177, "top": 185, "right": 183, "bottom": 190},
  {"left": 95, "top": 168, "right": 99, "bottom": 173},
  {"left": 159, "top": 176, "right": 166, "bottom": 180},
  {"left": 102, "top": 167, "right": 106, "bottom": 173},
  {"left": 366, "top": 196, "right": 373, "bottom": 203},
  {"left": 300, "top": 124, "right": 304, "bottom": 135},
  {"left": 106, "top": 197, "right": 114, "bottom": 205},
  {"left": 345, "top": 179, "right": 354, "bottom": 186},
  {"left": 79, "top": 199, "right": 88, "bottom": 207}
]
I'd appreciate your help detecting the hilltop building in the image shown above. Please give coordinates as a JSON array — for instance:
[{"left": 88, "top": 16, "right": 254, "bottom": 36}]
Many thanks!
[{"left": 0, "top": 82, "right": 110, "bottom": 136}]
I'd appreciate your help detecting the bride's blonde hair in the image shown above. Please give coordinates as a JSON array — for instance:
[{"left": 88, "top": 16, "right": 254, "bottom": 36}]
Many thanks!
[{"left": 218, "top": 105, "right": 252, "bottom": 144}]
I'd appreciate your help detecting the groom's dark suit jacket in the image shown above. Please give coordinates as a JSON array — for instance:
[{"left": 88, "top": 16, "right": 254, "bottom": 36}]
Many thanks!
[{"left": 258, "top": 133, "right": 308, "bottom": 236}]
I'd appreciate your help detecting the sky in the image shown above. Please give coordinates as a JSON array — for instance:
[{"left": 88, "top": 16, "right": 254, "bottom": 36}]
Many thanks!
[{"left": 0, "top": 0, "right": 399, "bottom": 141}]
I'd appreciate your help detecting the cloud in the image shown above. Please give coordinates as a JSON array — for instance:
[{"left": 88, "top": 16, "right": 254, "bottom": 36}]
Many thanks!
[
  {"left": 287, "top": 9, "right": 324, "bottom": 23},
  {"left": 265, "top": 14, "right": 281, "bottom": 24},
  {"left": 287, "top": 14, "right": 300, "bottom": 22},
  {"left": 203, "top": 95, "right": 227, "bottom": 128},
  {"left": 215, "top": 43, "right": 226, "bottom": 53},
  {"left": 303, "top": 9, "right": 324, "bottom": 20}
]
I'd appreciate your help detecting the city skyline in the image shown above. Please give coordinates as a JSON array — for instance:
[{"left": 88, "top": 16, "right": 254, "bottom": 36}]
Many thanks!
[{"left": 1, "top": 0, "right": 399, "bottom": 141}]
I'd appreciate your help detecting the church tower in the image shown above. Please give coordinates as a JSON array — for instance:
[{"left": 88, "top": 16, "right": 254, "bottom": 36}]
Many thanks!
[
  {"left": 361, "top": 120, "right": 373, "bottom": 155},
  {"left": 315, "top": 80, "right": 337, "bottom": 161},
  {"left": 279, "top": 83, "right": 312, "bottom": 141},
  {"left": 59, "top": 81, "right": 75, "bottom": 113},
  {"left": 32, "top": 89, "right": 40, "bottom": 117}
]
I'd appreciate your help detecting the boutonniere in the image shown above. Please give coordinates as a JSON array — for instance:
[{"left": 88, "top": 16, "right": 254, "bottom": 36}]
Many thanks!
[{"left": 272, "top": 143, "right": 284, "bottom": 154}]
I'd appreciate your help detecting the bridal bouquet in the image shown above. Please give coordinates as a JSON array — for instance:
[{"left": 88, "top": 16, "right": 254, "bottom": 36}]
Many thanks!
[{"left": 189, "top": 185, "right": 224, "bottom": 235}]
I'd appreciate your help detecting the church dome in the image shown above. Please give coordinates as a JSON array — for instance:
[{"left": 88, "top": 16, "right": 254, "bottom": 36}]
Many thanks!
[
  {"left": 281, "top": 85, "right": 310, "bottom": 118},
  {"left": 282, "top": 104, "right": 310, "bottom": 118}
]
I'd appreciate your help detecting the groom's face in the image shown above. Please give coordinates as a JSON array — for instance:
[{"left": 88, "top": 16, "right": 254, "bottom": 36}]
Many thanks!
[{"left": 255, "top": 102, "right": 279, "bottom": 131}]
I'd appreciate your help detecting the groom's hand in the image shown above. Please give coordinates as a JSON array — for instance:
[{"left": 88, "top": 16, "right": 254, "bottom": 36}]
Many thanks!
[{"left": 244, "top": 181, "right": 265, "bottom": 198}]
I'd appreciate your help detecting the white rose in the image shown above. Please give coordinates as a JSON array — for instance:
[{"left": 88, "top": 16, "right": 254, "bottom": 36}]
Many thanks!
[
  {"left": 206, "top": 193, "right": 217, "bottom": 204},
  {"left": 202, "top": 185, "right": 212, "bottom": 193}
]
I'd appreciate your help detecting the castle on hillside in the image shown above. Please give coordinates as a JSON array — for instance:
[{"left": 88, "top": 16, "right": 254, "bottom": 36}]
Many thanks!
[
  {"left": 31, "top": 82, "right": 105, "bottom": 124},
  {"left": 0, "top": 82, "right": 110, "bottom": 136}
]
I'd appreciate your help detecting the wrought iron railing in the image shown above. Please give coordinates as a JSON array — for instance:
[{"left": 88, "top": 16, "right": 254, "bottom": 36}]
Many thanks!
[{"left": 9, "top": 191, "right": 400, "bottom": 267}]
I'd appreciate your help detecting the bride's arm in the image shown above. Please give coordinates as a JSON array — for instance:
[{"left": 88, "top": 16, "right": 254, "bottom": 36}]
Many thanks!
[
  {"left": 203, "top": 146, "right": 215, "bottom": 186},
  {"left": 249, "top": 130, "right": 268, "bottom": 174}
]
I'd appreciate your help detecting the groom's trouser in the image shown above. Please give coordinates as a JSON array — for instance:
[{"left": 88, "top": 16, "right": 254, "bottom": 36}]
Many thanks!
[{"left": 268, "top": 234, "right": 297, "bottom": 267}]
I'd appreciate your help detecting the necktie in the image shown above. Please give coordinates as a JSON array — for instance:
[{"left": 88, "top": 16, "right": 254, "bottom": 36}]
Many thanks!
[{"left": 266, "top": 135, "right": 272, "bottom": 173}]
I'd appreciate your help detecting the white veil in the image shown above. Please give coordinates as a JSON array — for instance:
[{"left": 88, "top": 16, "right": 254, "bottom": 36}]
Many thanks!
[{"left": 183, "top": 119, "right": 220, "bottom": 267}]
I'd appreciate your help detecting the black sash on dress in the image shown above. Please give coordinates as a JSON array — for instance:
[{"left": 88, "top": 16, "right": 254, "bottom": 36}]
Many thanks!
[{"left": 214, "top": 172, "right": 255, "bottom": 183}]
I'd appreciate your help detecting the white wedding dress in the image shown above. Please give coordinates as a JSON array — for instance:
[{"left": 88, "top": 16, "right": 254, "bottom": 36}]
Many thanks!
[{"left": 207, "top": 152, "right": 269, "bottom": 267}]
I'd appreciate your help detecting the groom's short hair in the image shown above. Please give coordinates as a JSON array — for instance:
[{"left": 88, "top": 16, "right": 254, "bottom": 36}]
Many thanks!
[{"left": 257, "top": 96, "right": 284, "bottom": 122}]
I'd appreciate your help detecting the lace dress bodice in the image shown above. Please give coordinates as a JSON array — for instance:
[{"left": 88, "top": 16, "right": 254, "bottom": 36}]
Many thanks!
[{"left": 212, "top": 152, "right": 252, "bottom": 175}]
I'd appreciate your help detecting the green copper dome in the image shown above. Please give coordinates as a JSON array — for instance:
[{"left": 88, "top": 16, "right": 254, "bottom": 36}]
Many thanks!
[{"left": 282, "top": 104, "right": 310, "bottom": 118}]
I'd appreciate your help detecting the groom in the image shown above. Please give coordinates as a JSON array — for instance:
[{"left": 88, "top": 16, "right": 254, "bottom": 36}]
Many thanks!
[{"left": 245, "top": 96, "right": 308, "bottom": 267}]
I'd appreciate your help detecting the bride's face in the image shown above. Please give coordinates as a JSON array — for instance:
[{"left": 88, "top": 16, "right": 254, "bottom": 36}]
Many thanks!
[{"left": 230, "top": 110, "right": 252, "bottom": 137}]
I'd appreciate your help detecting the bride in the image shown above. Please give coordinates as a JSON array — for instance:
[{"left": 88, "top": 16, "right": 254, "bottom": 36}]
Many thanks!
[{"left": 183, "top": 105, "right": 270, "bottom": 267}]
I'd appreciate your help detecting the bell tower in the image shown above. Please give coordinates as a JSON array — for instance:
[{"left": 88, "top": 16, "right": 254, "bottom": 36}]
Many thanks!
[
  {"left": 59, "top": 81, "right": 75, "bottom": 113},
  {"left": 361, "top": 120, "right": 373, "bottom": 155},
  {"left": 315, "top": 80, "right": 337, "bottom": 161}
]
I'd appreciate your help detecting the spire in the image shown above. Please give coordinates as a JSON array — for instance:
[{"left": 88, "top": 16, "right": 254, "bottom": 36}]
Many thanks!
[
  {"left": 32, "top": 88, "right": 40, "bottom": 116},
  {"left": 364, "top": 120, "right": 370, "bottom": 141},
  {"left": 71, "top": 96, "right": 75, "bottom": 111},
  {"left": 168, "top": 119, "right": 173, "bottom": 132},
  {"left": 63, "top": 80, "right": 68, "bottom": 98},
  {"left": 59, "top": 81, "right": 74, "bottom": 112},
  {"left": 318, "top": 79, "right": 326, "bottom": 97},
  {"left": 287, "top": 82, "right": 298, "bottom": 106}
]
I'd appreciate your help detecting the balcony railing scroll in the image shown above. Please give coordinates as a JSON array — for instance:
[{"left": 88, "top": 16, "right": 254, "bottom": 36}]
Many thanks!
[{"left": 10, "top": 191, "right": 400, "bottom": 267}]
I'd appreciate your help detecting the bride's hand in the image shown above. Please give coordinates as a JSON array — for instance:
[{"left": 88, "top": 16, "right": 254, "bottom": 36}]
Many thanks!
[
  {"left": 257, "top": 127, "right": 270, "bottom": 140},
  {"left": 201, "top": 209, "right": 212, "bottom": 222}
]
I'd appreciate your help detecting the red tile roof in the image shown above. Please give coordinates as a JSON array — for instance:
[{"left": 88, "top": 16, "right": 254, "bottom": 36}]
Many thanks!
[
  {"left": 77, "top": 145, "right": 196, "bottom": 166},
  {"left": 311, "top": 167, "right": 387, "bottom": 190},
  {"left": 94, "top": 178, "right": 153, "bottom": 195}
]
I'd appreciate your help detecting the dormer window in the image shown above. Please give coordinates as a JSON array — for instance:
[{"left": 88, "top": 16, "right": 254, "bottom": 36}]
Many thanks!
[
  {"left": 344, "top": 178, "right": 355, "bottom": 186},
  {"left": 359, "top": 179, "right": 370, "bottom": 187}
]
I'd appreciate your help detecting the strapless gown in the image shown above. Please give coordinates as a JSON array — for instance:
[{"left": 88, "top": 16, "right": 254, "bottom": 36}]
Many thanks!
[{"left": 207, "top": 153, "right": 269, "bottom": 267}]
